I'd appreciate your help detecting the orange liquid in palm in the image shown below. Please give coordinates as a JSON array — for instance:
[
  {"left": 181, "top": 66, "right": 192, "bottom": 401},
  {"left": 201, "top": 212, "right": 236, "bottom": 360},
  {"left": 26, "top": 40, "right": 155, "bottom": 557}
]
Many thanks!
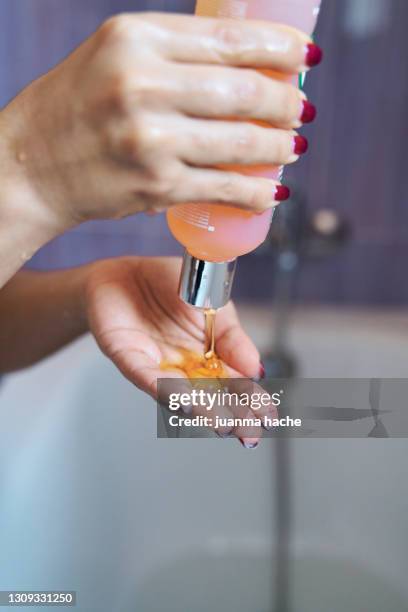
[
  {"left": 161, "top": 349, "right": 227, "bottom": 379},
  {"left": 160, "top": 309, "right": 228, "bottom": 378}
]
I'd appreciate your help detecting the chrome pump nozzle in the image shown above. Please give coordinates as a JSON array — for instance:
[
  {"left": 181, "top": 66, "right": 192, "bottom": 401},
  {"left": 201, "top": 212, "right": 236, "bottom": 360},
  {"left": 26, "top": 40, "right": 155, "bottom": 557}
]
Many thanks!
[{"left": 178, "top": 252, "right": 237, "bottom": 310}]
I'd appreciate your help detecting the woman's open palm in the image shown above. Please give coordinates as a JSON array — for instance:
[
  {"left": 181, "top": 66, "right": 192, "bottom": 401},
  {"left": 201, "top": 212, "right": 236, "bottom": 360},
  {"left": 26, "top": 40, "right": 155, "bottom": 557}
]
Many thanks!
[{"left": 86, "top": 257, "right": 261, "bottom": 399}]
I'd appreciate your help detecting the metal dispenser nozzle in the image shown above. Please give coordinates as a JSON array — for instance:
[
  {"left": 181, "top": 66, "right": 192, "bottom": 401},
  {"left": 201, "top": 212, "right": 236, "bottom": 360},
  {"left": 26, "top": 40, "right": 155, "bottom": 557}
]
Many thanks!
[{"left": 178, "top": 252, "right": 237, "bottom": 310}]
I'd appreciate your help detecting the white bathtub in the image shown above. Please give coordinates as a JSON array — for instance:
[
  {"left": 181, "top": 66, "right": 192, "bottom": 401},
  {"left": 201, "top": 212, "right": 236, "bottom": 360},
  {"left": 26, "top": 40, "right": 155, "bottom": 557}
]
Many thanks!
[{"left": 0, "top": 306, "right": 407, "bottom": 611}]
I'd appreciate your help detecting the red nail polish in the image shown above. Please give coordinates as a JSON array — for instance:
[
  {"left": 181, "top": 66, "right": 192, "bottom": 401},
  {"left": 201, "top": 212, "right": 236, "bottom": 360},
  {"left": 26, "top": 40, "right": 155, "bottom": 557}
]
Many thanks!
[
  {"left": 275, "top": 185, "right": 290, "bottom": 202},
  {"left": 259, "top": 361, "right": 265, "bottom": 380},
  {"left": 294, "top": 135, "right": 309, "bottom": 155},
  {"left": 300, "top": 100, "right": 317, "bottom": 124},
  {"left": 239, "top": 438, "right": 259, "bottom": 449},
  {"left": 305, "top": 43, "right": 323, "bottom": 67}
]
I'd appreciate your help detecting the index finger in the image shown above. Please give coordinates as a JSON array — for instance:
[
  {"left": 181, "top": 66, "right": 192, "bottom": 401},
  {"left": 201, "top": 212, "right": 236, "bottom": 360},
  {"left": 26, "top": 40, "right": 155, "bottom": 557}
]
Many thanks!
[{"left": 142, "top": 13, "right": 321, "bottom": 74}]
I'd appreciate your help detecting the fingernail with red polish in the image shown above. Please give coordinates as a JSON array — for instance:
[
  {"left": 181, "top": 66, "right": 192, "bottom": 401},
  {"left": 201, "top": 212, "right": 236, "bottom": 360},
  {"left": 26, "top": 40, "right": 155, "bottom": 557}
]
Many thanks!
[
  {"left": 294, "top": 135, "right": 309, "bottom": 155},
  {"left": 216, "top": 430, "right": 232, "bottom": 439},
  {"left": 259, "top": 361, "right": 266, "bottom": 380},
  {"left": 274, "top": 185, "right": 290, "bottom": 202},
  {"left": 239, "top": 438, "right": 259, "bottom": 450},
  {"left": 300, "top": 100, "right": 317, "bottom": 124},
  {"left": 305, "top": 43, "right": 323, "bottom": 67}
]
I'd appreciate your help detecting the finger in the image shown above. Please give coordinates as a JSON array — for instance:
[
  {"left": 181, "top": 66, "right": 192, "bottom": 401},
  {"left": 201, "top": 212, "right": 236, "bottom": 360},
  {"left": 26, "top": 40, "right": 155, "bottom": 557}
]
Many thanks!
[
  {"left": 222, "top": 382, "right": 263, "bottom": 447},
  {"left": 175, "top": 166, "right": 289, "bottom": 212},
  {"left": 219, "top": 375, "right": 278, "bottom": 423},
  {"left": 213, "top": 402, "right": 236, "bottom": 438},
  {"left": 249, "top": 381, "right": 279, "bottom": 429},
  {"left": 174, "top": 117, "right": 306, "bottom": 167},
  {"left": 142, "top": 13, "right": 319, "bottom": 74},
  {"left": 169, "top": 64, "right": 310, "bottom": 129},
  {"left": 180, "top": 378, "right": 260, "bottom": 441},
  {"left": 186, "top": 391, "right": 237, "bottom": 438},
  {"left": 233, "top": 414, "right": 262, "bottom": 448},
  {"left": 220, "top": 378, "right": 277, "bottom": 445},
  {"left": 215, "top": 303, "right": 261, "bottom": 378}
]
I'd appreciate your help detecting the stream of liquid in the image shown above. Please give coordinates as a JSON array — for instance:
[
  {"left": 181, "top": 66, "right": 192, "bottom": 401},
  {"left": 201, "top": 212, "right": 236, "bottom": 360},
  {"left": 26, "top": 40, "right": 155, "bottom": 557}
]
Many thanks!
[{"left": 160, "top": 309, "right": 228, "bottom": 379}]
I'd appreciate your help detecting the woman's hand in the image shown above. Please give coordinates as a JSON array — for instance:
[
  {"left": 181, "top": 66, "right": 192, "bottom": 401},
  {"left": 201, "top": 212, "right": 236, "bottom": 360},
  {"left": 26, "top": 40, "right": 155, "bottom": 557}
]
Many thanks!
[
  {"left": 0, "top": 257, "right": 272, "bottom": 446},
  {"left": 3, "top": 12, "right": 319, "bottom": 232},
  {"left": 86, "top": 257, "right": 271, "bottom": 446},
  {"left": 86, "top": 256, "right": 261, "bottom": 392}
]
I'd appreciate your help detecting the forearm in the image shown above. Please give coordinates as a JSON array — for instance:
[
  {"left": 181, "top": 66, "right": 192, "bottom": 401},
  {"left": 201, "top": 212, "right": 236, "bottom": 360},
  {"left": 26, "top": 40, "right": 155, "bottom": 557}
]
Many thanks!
[
  {"left": 0, "top": 267, "right": 91, "bottom": 372},
  {"left": 0, "top": 102, "right": 63, "bottom": 289}
]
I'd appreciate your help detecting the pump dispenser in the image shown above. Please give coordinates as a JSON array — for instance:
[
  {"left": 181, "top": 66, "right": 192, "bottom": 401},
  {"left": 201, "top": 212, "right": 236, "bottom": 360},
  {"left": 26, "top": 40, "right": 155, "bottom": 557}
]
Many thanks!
[{"left": 168, "top": 0, "right": 321, "bottom": 310}]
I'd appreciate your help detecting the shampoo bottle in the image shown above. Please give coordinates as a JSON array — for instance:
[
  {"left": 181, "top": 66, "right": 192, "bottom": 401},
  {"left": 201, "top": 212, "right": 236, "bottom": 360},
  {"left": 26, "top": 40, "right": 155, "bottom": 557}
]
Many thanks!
[{"left": 167, "top": 0, "right": 321, "bottom": 309}]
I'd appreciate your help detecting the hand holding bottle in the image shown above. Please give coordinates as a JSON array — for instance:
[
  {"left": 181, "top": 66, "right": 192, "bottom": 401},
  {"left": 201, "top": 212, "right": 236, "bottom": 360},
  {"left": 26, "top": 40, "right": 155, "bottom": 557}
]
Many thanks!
[
  {"left": 2, "top": 12, "right": 320, "bottom": 230},
  {"left": 168, "top": 0, "right": 322, "bottom": 285}
]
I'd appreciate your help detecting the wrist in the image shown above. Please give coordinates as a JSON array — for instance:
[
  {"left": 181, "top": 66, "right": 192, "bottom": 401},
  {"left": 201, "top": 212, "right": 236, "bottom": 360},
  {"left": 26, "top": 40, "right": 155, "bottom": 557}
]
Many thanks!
[
  {"left": 66, "top": 263, "right": 96, "bottom": 337},
  {"left": 0, "top": 101, "right": 68, "bottom": 234},
  {"left": 0, "top": 106, "right": 67, "bottom": 285}
]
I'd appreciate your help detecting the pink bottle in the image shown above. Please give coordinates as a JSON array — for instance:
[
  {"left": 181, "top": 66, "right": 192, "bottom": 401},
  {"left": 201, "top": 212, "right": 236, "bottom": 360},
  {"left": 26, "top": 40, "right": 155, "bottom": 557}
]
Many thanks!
[{"left": 169, "top": 0, "right": 321, "bottom": 309}]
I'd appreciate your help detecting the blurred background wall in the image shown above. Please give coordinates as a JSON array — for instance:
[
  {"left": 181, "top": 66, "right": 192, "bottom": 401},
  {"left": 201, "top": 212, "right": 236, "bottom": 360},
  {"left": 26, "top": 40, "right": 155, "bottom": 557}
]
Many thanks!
[{"left": 1, "top": 0, "right": 407, "bottom": 305}]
